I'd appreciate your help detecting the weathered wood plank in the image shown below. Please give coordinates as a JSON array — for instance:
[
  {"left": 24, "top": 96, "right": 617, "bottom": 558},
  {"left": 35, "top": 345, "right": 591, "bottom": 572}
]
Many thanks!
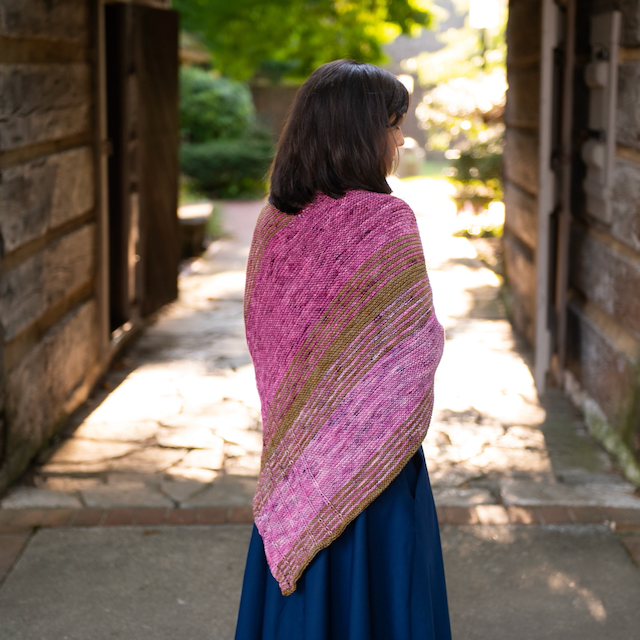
[
  {"left": 611, "top": 157, "right": 640, "bottom": 253},
  {"left": 570, "top": 226, "right": 640, "bottom": 344},
  {"left": 504, "top": 129, "right": 539, "bottom": 195},
  {"left": 503, "top": 230, "right": 536, "bottom": 345},
  {"left": 1, "top": 300, "right": 98, "bottom": 490},
  {"left": 507, "top": 0, "right": 542, "bottom": 66},
  {"left": 566, "top": 303, "right": 637, "bottom": 434},
  {"left": 504, "top": 181, "right": 538, "bottom": 250},
  {"left": 0, "top": 146, "right": 94, "bottom": 254},
  {"left": 0, "top": 0, "right": 88, "bottom": 44},
  {"left": 620, "top": 0, "right": 640, "bottom": 47},
  {"left": 0, "top": 63, "right": 91, "bottom": 151},
  {"left": 617, "top": 62, "right": 640, "bottom": 152},
  {"left": 0, "top": 36, "right": 88, "bottom": 64},
  {"left": 505, "top": 66, "right": 541, "bottom": 130},
  {"left": 0, "top": 224, "right": 95, "bottom": 341}
]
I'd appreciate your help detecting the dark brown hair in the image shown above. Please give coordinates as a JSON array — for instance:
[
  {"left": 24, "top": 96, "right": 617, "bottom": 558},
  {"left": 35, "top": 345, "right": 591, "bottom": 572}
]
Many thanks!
[{"left": 268, "top": 59, "right": 409, "bottom": 214}]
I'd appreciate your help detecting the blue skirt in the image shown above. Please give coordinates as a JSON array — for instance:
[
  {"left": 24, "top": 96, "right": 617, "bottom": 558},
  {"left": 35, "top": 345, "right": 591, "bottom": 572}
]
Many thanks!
[{"left": 234, "top": 448, "right": 452, "bottom": 640}]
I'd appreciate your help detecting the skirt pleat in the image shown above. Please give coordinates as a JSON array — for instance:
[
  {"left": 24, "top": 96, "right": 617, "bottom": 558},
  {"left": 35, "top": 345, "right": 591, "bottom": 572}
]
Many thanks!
[{"left": 234, "top": 448, "right": 452, "bottom": 640}]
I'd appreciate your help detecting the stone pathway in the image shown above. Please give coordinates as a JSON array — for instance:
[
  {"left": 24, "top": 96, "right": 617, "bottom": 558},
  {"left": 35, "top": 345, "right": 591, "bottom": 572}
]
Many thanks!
[
  {"left": 2, "top": 182, "right": 640, "bottom": 640},
  {"left": 1, "top": 182, "right": 639, "bottom": 569}
]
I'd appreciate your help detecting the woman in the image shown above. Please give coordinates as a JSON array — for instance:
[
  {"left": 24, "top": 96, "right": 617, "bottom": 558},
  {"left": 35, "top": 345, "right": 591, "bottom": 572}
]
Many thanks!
[{"left": 236, "top": 59, "right": 451, "bottom": 640}]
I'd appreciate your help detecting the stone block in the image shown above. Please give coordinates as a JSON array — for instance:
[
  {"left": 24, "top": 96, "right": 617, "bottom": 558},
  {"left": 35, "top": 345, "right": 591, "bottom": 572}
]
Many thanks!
[
  {"left": 506, "top": 0, "right": 542, "bottom": 65},
  {"left": 0, "top": 223, "right": 95, "bottom": 340},
  {"left": 501, "top": 477, "right": 640, "bottom": 508},
  {"left": 224, "top": 453, "right": 261, "bottom": 476},
  {"left": 475, "top": 504, "right": 510, "bottom": 524},
  {"left": 431, "top": 487, "right": 495, "bottom": 507},
  {"left": 164, "top": 467, "right": 219, "bottom": 483},
  {"left": 0, "top": 533, "right": 31, "bottom": 580},
  {"left": 0, "top": 0, "right": 88, "bottom": 44},
  {"left": 616, "top": 62, "right": 640, "bottom": 151},
  {"left": 504, "top": 182, "right": 538, "bottom": 250},
  {"left": 184, "top": 474, "right": 257, "bottom": 508},
  {"left": 176, "top": 448, "right": 225, "bottom": 471},
  {"left": 566, "top": 305, "right": 637, "bottom": 429},
  {"left": 4, "top": 301, "right": 98, "bottom": 454},
  {"left": 504, "top": 129, "right": 539, "bottom": 194},
  {"left": 80, "top": 482, "right": 173, "bottom": 509},
  {"left": 156, "top": 427, "right": 224, "bottom": 450},
  {"left": 505, "top": 66, "right": 540, "bottom": 128},
  {"left": 72, "top": 420, "right": 160, "bottom": 443},
  {"left": 48, "top": 438, "right": 139, "bottom": 465},
  {"left": 620, "top": 0, "right": 640, "bottom": 47},
  {"left": 216, "top": 426, "right": 262, "bottom": 453},
  {"left": 611, "top": 157, "right": 640, "bottom": 253},
  {"left": 0, "top": 63, "right": 91, "bottom": 150},
  {"left": 0, "top": 487, "right": 81, "bottom": 509},
  {"left": 0, "top": 147, "right": 94, "bottom": 254},
  {"left": 160, "top": 479, "right": 209, "bottom": 505},
  {"left": 569, "top": 227, "right": 640, "bottom": 343}
]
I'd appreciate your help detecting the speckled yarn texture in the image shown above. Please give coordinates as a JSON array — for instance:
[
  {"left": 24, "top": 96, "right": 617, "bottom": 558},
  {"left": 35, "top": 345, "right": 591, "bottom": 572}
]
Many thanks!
[{"left": 244, "top": 190, "right": 444, "bottom": 595}]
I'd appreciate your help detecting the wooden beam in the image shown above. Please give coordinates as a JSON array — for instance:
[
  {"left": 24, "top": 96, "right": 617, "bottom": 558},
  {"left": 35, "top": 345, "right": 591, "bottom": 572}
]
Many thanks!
[
  {"left": 1, "top": 210, "right": 96, "bottom": 273},
  {"left": 0, "top": 132, "right": 93, "bottom": 171},
  {"left": 0, "top": 35, "right": 88, "bottom": 64},
  {"left": 617, "top": 143, "right": 640, "bottom": 165},
  {"left": 3, "top": 282, "right": 95, "bottom": 374},
  {"left": 619, "top": 46, "right": 640, "bottom": 63}
]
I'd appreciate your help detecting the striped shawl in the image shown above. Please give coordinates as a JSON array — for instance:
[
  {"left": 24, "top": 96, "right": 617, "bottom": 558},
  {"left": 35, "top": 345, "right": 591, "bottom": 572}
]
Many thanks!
[{"left": 244, "top": 190, "right": 444, "bottom": 595}]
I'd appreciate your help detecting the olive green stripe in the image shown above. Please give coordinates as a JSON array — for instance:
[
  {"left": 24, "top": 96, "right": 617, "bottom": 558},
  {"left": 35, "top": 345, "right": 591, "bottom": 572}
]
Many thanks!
[
  {"left": 255, "top": 278, "right": 433, "bottom": 510},
  {"left": 258, "top": 279, "right": 432, "bottom": 488},
  {"left": 273, "top": 387, "right": 435, "bottom": 589},
  {"left": 262, "top": 263, "right": 426, "bottom": 459},
  {"left": 263, "top": 236, "right": 423, "bottom": 416},
  {"left": 264, "top": 237, "right": 424, "bottom": 429},
  {"left": 284, "top": 389, "right": 433, "bottom": 559}
]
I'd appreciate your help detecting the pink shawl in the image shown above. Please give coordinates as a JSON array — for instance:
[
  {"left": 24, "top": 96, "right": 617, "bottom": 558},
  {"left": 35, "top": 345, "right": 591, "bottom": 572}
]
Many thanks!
[{"left": 244, "top": 189, "right": 444, "bottom": 595}]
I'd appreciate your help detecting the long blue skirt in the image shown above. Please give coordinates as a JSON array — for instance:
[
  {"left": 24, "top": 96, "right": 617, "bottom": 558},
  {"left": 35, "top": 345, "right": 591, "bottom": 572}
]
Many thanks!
[{"left": 234, "top": 448, "right": 452, "bottom": 640}]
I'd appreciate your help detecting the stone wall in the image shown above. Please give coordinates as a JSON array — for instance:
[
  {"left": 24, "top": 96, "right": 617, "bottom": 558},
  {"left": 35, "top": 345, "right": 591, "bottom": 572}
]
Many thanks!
[
  {"left": 503, "top": 0, "right": 541, "bottom": 346},
  {"left": 0, "top": 0, "right": 100, "bottom": 492}
]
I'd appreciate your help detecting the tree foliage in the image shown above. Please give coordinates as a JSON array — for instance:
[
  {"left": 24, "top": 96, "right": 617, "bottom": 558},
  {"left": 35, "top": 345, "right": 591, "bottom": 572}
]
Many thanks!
[
  {"left": 173, "top": 0, "right": 433, "bottom": 81},
  {"left": 406, "top": 0, "right": 507, "bottom": 204}
]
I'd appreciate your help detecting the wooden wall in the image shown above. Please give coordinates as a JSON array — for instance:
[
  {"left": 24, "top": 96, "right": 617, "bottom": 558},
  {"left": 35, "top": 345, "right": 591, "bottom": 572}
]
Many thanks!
[
  {"left": 0, "top": 0, "right": 101, "bottom": 492},
  {"left": 565, "top": 0, "right": 640, "bottom": 461},
  {"left": 505, "top": 0, "right": 640, "bottom": 471}
]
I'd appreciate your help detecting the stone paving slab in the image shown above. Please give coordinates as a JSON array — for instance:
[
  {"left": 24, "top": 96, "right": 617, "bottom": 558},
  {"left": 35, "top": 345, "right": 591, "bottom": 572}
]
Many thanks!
[
  {"left": 1, "top": 524, "right": 639, "bottom": 640},
  {"left": 0, "top": 526, "right": 252, "bottom": 640},
  {"left": 443, "top": 525, "right": 640, "bottom": 640}
]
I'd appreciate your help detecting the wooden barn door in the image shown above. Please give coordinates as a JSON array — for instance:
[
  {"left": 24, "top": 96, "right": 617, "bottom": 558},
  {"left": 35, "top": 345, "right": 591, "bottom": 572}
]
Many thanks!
[
  {"left": 104, "top": 3, "right": 179, "bottom": 335},
  {"left": 133, "top": 5, "right": 180, "bottom": 318}
]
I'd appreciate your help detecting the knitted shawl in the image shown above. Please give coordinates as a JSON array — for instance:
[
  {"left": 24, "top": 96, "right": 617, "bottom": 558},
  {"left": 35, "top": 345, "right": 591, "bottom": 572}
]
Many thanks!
[{"left": 244, "top": 189, "right": 444, "bottom": 595}]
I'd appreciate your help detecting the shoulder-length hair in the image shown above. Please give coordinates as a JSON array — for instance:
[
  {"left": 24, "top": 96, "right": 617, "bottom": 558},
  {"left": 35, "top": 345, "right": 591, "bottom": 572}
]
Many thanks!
[{"left": 268, "top": 59, "right": 409, "bottom": 214}]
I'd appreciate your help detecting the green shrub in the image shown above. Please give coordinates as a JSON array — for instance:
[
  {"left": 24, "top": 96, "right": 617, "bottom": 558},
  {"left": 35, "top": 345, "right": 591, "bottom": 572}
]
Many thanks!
[
  {"left": 180, "top": 67, "right": 255, "bottom": 143},
  {"left": 180, "top": 138, "right": 274, "bottom": 199},
  {"left": 448, "top": 139, "right": 503, "bottom": 210}
]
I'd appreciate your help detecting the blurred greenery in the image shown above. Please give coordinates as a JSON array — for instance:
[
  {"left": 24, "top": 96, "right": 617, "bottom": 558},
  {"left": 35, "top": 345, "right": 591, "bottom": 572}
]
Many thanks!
[
  {"left": 180, "top": 138, "right": 274, "bottom": 199},
  {"left": 179, "top": 67, "right": 275, "bottom": 199},
  {"left": 180, "top": 67, "right": 255, "bottom": 142},
  {"left": 173, "top": 0, "right": 434, "bottom": 82},
  {"left": 449, "top": 139, "right": 503, "bottom": 208},
  {"left": 408, "top": 0, "right": 507, "bottom": 204},
  {"left": 179, "top": 174, "right": 209, "bottom": 205}
]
